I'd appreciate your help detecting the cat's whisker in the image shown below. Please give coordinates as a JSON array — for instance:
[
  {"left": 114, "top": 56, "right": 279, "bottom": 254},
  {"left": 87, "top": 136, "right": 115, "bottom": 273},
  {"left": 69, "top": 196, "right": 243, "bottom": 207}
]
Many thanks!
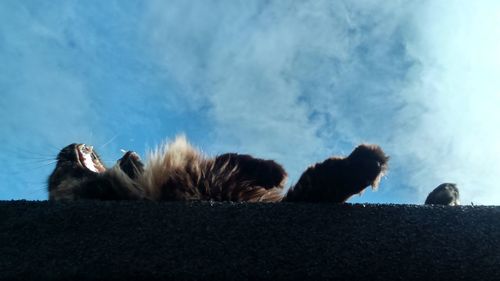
[
  {"left": 46, "top": 142, "right": 64, "bottom": 154},
  {"left": 17, "top": 158, "right": 57, "bottom": 165},
  {"left": 23, "top": 160, "right": 58, "bottom": 170},
  {"left": 89, "top": 130, "right": 94, "bottom": 147},
  {"left": 23, "top": 181, "right": 49, "bottom": 192},
  {"left": 11, "top": 164, "right": 56, "bottom": 177},
  {"left": 10, "top": 147, "right": 56, "bottom": 159},
  {"left": 21, "top": 186, "right": 48, "bottom": 197},
  {"left": 15, "top": 155, "right": 56, "bottom": 161}
]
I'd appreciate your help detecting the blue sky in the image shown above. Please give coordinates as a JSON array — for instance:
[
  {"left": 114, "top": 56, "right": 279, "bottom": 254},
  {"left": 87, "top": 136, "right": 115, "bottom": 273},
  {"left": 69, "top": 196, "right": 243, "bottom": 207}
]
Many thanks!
[{"left": 1, "top": 0, "right": 499, "bottom": 204}]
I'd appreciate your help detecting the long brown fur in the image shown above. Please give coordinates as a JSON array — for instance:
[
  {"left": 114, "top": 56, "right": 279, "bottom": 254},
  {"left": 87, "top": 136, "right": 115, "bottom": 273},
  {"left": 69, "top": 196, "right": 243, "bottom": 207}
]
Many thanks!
[
  {"left": 48, "top": 136, "right": 388, "bottom": 203},
  {"left": 137, "top": 136, "right": 286, "bottom": 202}
]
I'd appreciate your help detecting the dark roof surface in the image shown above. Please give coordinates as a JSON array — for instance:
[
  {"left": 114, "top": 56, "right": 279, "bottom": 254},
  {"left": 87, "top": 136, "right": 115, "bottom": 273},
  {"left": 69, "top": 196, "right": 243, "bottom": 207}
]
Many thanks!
[{"left": 1, "top": 201, "right": 500, "bottom": 280}]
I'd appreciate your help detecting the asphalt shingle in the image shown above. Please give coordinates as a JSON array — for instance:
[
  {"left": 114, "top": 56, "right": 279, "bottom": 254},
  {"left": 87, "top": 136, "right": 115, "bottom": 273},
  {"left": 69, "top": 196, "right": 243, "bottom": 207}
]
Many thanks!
[{"left": 1, "top": 201, "right": 499, "bottom": 280}]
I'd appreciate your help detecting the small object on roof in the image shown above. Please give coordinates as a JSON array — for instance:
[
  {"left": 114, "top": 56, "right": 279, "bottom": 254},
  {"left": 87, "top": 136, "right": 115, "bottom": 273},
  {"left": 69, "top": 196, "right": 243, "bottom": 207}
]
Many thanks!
[{"left": 425, "top": 183, "right": 460, "bottom": 206}]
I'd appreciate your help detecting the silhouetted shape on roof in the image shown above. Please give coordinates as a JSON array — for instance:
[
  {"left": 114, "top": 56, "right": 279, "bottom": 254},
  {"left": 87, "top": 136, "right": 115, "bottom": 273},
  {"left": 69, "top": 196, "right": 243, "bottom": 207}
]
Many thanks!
[
  {"left": 48, "top": 136, "right": 389, "bottom": 203},
  {"left": 425, "top": 183, "right": 460, "bottom": 205}
]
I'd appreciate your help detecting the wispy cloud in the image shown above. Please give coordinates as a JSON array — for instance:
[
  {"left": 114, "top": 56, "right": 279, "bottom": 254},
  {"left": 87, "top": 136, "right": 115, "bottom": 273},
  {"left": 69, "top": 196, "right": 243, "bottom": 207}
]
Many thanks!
[
  {"left": 144, "top": 0, "right": 500, "bottom": 203},
  {"left": 144, "top": 1, "right": 417, "bottom": 200},
  {"left": 395, "top": 1, "right": 500, "bottom": 204},
  {"left": 0, "top": 2, "right": 97, "bottom": 198},
  {"left": 0, "top": 1, "right": 167, "bottom": 198}
]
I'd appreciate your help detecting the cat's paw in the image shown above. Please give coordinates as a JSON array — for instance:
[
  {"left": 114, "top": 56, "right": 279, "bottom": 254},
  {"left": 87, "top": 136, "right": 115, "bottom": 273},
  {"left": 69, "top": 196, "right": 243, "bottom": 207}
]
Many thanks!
[
  {"left": 286, "top": 144, "right": 389, "bottom": 203},
  {"left": 118, "top": 151, "right": 144, "bottom": 179}
]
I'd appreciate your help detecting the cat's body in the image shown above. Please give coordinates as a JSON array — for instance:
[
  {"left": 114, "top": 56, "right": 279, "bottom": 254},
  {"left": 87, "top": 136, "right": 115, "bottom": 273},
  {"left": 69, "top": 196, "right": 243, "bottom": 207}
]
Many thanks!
[{"left": 48, "top": 136, "right": 389, "bottom": 203}]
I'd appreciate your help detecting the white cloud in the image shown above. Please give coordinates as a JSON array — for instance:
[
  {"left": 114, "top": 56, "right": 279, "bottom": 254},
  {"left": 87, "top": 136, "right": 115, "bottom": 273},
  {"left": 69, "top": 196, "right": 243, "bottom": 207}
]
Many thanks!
[
  {"left": 144, "top": 0, "right": 414, "bottom": 187},
  {"left": 0, "top": 3, "right": 97, "bottom": 199},
  {"left": 3, "top": 0, "right": 498, "bottom": 204},
  {"left": 143, "top": 1, "right": 422, "bottom": 206},
  {"left": 145, "top": 0, "right": 500, "bottom": 204},
  {"left": 396, "top": 1, "right": 500, "bottom": 204},
  {"left": 0, "top": 2, "right": 141, "bottom": 199}
]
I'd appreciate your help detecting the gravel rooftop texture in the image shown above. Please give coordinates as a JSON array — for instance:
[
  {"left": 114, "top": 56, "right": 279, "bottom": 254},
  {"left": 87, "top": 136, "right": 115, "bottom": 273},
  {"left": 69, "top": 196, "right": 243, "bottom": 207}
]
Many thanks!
[{"left": 1, "top": 201, "right": 500, "bottom": 281}]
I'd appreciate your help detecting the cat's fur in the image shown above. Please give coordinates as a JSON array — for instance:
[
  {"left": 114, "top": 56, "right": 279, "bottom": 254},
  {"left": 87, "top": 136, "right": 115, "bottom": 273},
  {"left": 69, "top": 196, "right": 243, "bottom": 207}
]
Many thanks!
[
  {"left": 48, "top": 144, "right": 144, "bottom": 200},
  {"left": 48, "top": 136, "right": 389, "bottom": 203},
  {"left": 424, "top": 183, "right": 460, "bottom": 206}
]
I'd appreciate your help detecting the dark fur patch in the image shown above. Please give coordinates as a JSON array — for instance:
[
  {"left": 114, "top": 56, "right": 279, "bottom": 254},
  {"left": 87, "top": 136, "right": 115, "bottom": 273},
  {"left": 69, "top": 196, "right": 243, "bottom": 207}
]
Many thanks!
[
  {"left": 210, "top": 153, "right": 287, "bottom": 202},
  {"left": 285, "top": 144, "right": 389, "bottom": 203},
  {"left": 214, "top": 153, "right": 287, "bottom": 190},
  {"left": 118, "top": 151, "right": 145, "bottom": 180},
  {"left": 425, "top": 183, "right": 460, "bottom": 205}
]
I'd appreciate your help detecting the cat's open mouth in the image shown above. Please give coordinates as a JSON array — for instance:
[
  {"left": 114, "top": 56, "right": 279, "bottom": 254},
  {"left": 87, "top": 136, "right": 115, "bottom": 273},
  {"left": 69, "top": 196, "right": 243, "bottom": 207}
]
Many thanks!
[{"left": 75, "top": 144, "right": 106, "bottom": 173}]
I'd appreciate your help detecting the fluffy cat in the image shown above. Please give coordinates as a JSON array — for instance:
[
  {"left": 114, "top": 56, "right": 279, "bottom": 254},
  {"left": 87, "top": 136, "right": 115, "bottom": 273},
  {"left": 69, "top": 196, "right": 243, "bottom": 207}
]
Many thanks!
[{"left": 48, "top": 136, "right": 389, "bottom": 203}]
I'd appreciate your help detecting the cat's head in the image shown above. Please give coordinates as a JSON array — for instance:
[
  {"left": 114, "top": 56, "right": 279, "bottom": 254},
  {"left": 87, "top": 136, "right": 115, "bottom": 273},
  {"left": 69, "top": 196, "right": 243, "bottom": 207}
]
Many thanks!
[{"left": 56, "top": 143, "right": 106, "bottom": 173}]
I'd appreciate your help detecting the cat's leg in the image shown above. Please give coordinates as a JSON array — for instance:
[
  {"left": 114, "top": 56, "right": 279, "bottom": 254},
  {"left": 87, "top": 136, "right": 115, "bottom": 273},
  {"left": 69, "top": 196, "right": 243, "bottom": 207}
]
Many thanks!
[
  {"left": 117, "top": 151, "right": 144, "bottom": 180},
  {"left": 284, "top": 144, "right": 389, "bottom": 203}
]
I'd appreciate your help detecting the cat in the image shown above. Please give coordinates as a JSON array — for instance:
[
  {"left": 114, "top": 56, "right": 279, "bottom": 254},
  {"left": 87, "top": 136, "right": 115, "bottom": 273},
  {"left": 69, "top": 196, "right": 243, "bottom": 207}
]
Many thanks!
[
  {"left": 48, "top": 136, "right": 389, "bottom": 203},
  {"left": 48, "top": 144, "right": 144, "bottom": 200},
  {"left": 424, "top": 183, "right": 460, "bottom": 206}
]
